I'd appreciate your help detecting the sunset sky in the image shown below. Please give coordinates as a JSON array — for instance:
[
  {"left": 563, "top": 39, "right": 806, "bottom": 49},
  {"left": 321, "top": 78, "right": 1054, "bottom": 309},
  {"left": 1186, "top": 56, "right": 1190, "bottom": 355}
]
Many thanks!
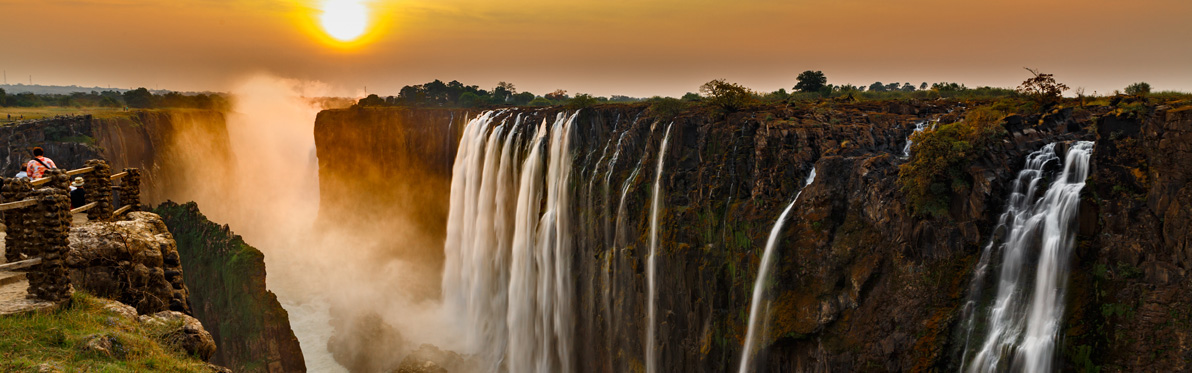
[{"left": 1, "top": 0, "right": 1189, "bottom": 97}]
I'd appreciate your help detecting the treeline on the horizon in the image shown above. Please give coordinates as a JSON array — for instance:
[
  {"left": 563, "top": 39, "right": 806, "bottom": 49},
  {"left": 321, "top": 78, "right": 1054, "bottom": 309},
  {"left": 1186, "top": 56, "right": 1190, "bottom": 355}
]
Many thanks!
[
  {"left": 0, "top": 87, "right": 228, "bottom": 110},
  {"left": 353, "top": 71, "right": 1139, "bottom": 110}
]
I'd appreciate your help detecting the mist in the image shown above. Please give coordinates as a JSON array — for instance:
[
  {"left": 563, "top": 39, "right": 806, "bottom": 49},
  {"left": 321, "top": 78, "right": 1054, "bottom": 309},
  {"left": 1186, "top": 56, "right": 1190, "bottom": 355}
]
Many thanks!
[{"left": 155, "top": 73, "right": 464, "bottom": 371}]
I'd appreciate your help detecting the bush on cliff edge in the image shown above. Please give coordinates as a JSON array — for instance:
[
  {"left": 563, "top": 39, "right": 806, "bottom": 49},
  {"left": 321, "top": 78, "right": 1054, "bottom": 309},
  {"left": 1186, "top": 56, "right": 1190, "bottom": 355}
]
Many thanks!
[{"left": 899, "top": 106, "right": 1007, "bottom": 218}]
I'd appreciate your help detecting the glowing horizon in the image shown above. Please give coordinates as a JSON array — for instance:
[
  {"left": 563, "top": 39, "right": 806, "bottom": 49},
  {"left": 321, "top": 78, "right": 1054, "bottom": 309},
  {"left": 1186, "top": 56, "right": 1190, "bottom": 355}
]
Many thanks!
[{"left": 0, "top": 0, "right": 1189, "bottom": 97}]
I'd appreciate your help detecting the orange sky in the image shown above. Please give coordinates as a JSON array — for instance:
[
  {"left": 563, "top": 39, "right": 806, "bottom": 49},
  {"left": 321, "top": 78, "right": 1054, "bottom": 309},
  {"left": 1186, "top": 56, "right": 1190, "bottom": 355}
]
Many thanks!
[{"left": 1, "top": 0, "right": 1189, "bottom": 97}]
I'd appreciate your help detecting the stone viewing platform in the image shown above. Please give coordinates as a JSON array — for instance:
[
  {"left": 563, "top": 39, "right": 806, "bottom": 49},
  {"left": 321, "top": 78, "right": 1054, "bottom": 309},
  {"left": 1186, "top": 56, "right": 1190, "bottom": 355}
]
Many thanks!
[{"left": 0, "top": 160, "right": 142, "bottom": 315}]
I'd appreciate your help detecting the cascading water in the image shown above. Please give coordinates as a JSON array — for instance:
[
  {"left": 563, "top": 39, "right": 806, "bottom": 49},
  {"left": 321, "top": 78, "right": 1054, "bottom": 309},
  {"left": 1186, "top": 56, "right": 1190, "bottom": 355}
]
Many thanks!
[
  {"left": 441, "top": 110, "right": 578, "bottom": 373},
  {"left": 960, "top": 141, "right": 1094, "bottom": 373},
  {"left": 902, "top": 119, "right": 935, "bottom": 157},
  {"left": 738, "top": 167, "right": 818, "bottom": 373},
  {"left": 646, "top": 123, "right": 673, "bottom": 373}
]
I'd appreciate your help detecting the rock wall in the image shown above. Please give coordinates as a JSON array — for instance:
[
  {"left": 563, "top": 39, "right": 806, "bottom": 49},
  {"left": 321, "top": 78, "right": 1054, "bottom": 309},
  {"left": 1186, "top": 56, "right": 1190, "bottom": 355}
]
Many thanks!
[{"left": 154, "top": 201, "right": 306, "bottom": 373}]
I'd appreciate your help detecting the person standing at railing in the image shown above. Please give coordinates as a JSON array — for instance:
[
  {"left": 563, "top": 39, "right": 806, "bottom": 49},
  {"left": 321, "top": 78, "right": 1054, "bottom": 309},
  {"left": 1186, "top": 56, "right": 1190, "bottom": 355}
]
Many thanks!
[
  {"left": 25, "top": 147, "right": 57, "bottom": 179},
  {"left": 70, "top": 177, "right": 86, "bottom": 209}
]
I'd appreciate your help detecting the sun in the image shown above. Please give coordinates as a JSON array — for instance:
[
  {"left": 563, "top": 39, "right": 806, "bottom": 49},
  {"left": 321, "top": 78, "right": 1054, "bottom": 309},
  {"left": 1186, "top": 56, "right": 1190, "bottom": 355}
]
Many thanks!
[{"left": 319, "top": 0, "right": 369, "bottom": 42}]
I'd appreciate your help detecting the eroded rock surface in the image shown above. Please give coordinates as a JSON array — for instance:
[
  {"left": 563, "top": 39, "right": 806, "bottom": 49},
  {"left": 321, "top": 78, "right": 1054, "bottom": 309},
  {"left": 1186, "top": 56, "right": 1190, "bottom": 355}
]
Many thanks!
[{"left": 66, "top": 211, "right": 191, "bottom": 315}]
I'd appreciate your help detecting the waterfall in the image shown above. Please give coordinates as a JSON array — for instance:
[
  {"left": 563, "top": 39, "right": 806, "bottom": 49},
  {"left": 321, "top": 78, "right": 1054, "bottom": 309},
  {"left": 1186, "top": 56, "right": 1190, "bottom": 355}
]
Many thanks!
[
  {"left": 738, "top": 167, "right": 818, "bottom": 373},
  {"left": 441, "top": 110, "right": 578, "bottom": 373},
  {"left": 960, "top": 141, "right": 1094, "bottom": 373},
  {"left": 902, "top": 119, "right": 935, "bottom": 157},
  {"left": 646, "top": 123, "right": 674, "bottom": 373}
]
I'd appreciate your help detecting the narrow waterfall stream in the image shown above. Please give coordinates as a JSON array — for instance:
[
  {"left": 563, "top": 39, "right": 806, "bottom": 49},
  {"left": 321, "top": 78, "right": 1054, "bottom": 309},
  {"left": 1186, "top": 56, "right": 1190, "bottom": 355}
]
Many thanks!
[
  {"left": 960, "top": 141, "right": 1094, "bottom": 372},
  {"left": 646, "top": 123, "right": 674, "bottom": 373},
  {"left": 441, "top": 110, "right": 579, "bottom": 373},
  {"left": 738, "top": 167, "right": 818, "bottom": 373}
]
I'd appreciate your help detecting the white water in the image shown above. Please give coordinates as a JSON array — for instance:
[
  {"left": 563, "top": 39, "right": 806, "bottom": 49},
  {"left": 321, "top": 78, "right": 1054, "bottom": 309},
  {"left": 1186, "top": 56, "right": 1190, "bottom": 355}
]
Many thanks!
[
  {"left": 961, "top": 141, "right": 1094, "bottom": 372},
  {"left": 737, "top": 167, "right": 818, "bottom": 373},
  {"left": 902, "top": 119, "right": 935, "bottom": 157},
  {"left": 646, "top": 123, "right": 673, "bottom": 373},
  {"left": 441, "top": 110, "right": 578, "bottom": 373}
]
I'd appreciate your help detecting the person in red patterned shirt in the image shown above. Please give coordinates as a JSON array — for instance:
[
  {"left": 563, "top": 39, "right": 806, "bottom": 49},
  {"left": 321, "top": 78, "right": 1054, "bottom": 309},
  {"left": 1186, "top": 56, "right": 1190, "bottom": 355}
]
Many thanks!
[{"left": 25, "top": 147, "right": 57, "bottom": 179}]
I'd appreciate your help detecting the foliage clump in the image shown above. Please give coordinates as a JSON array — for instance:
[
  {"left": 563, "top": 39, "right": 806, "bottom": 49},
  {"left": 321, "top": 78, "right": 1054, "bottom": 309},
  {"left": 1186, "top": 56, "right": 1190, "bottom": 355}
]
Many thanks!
[{"left": 899, "top": 106, "right": 1007, "bottom": 217}]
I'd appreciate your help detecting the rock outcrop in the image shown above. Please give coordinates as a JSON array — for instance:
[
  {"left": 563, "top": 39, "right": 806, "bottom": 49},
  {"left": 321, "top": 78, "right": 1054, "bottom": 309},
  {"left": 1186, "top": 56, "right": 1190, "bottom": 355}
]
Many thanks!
[
  {"left": 66, "top": 211, "right": 191, "bottom": 314},
  {"left": 154, "top": 201, "right": 306, "bottom": 373}
]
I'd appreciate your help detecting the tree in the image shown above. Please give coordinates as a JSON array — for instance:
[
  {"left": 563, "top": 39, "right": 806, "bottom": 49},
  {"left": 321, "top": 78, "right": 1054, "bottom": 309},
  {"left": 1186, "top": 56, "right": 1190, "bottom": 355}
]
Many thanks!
[
  {"left": 0, "top": 88, "right": 6, "bottom": 106},
  {"left": 868, "top": 82, "right": 886, "bottom": 92},
  {"left": 544, "top": 89, "right": 569, "bottom": 101},
  {"left": 794, "top": 70, "right": 827, "bottom": 93},
  {"left": 1124, "top": 82, "right": 1151, "bottom": 96},
  {"left": 681, "top": 92, "right": 701, "bottom": 101},
  {"left": 358, "top": 94, "right": 386, "bottom": 107},
  {"left": 512, "top": 92, "right": 535, "bottom": 106},
  {"left": 123, "top": 88, "right": 155, "bottom": 109},
  {"left": 567, "top": 93, "right": 598, "bottom": 109},
  {"left": 458, "top": 92, "right": 482, "bottom": 107},
  {"left": 920, "top": 82, "right": 928, "bottom": 90},
  {"left": 699, "top": 79, "right": 755, "bottom": 112},
  {"left": 1016, "top": 68, "right": 1069, "bottom": 106},
  {"left": 901, "top": 83, "right": 916, "bottom": 92}
]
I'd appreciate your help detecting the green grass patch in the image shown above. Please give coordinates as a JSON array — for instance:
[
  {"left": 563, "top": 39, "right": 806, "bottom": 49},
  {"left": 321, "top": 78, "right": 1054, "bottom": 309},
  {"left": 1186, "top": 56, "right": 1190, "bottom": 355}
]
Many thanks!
[{"left": 0, "top": 292, "right": 212, "bottom": 372}]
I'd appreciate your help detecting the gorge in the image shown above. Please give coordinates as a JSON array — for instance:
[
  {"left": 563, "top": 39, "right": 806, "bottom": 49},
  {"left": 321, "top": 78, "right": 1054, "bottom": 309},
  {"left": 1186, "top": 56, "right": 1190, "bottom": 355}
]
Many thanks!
[{"left": 6, "top": 92, "right": 1191, "bottom": 372}]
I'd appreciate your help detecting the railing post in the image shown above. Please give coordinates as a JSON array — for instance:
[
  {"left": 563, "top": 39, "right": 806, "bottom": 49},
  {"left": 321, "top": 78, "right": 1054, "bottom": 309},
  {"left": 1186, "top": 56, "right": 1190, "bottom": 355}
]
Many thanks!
[
  {"left": 1, "top": 177, "right": 33, "bottom": 263},
  {"left": 82, "top": 160, "right": 114, "bottom": 221},
  {"left": 25, "top": 188, "right": 73, "bottom": 301},
  {"left": 121, "top": 168, "right": 141, "bottom": 212},
  {"left": 41, "top": 169, "right": 70, "bottom": 191}
]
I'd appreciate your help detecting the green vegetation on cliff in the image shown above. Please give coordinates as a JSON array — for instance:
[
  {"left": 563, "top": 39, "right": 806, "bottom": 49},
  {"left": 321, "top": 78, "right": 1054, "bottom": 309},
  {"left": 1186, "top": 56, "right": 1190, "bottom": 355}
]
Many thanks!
[
  {"left": 154, "top": 201, "right": 306, "bottom": 372},
  {"left": 0, "top": 292, "right": 213, "bottom": 372},
  {"left": 899, "top": 106, "right": 1007, "bottom": 217}
]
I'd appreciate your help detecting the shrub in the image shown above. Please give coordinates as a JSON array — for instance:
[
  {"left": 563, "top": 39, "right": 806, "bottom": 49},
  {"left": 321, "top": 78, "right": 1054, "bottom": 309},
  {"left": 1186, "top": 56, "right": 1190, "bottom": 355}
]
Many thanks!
[
  {"left": 567, "top": 93, "right": 598, "bottom": 109},
  {"left": 646, "top": 97, "right": 690, "bottom": 118},
  {"left": 1124, "top": 82, "right": 1151, "bottom": 96},
  {"left": 899, "top": 106, "right": 1007, "bottom": 217},
  {"left": 527, "top": 97, "right": 553, "bottom": 106}
]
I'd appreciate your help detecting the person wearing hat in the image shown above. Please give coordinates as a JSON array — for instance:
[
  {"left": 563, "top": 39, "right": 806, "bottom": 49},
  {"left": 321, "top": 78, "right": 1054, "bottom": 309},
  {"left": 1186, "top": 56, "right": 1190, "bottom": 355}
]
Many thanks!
[
  {"left": 25, "top": 147, "right": 57, "bottom": 179},
  {"left": 70, "top": 177, "right": 87, "bottom": 209}
]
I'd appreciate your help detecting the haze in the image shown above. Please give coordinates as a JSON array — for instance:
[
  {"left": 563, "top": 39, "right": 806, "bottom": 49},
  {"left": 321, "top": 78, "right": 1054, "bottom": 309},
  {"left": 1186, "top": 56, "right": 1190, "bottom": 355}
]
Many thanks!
[{"left": 1, "top": 0, "right": 1189, "bottom": 96}]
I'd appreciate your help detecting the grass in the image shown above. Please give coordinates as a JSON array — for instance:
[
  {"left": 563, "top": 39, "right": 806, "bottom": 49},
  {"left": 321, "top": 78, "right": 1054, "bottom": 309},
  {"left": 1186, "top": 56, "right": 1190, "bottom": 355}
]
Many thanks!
[
  {"left": 0, "top": 292, "right": 212, "bottom": 372},
  {"left": 0, "top": 107, "right": 133, "bottom": 125}
]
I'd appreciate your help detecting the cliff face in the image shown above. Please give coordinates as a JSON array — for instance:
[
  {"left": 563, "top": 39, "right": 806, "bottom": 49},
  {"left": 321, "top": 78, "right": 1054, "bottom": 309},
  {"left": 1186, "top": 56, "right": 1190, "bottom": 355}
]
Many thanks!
[
  {"left": 155, "top": 201, "right": 306, "bottom": 373},
  {"left": 1065, "top": 102, "right": 1192, "bottom": 371},
  {"left": 316, "top": 99, "right": 1190, "bottom": 371},
  {"left": 0, "top": 110, "right": 234, "bottom": 205},
  {"left": 313, "top": 107, "right": 467, "bottom": 297}
]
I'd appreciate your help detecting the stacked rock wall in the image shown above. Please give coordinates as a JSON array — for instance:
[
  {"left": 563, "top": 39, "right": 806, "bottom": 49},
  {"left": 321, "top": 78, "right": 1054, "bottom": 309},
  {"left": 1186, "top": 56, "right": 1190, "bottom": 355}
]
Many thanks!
[
  {"left": 1, "top": 177, "right": 33, "bottom": 262},
  {"left": 83, "top": 159, "right": 114, "bottom": 220},
  {"left": 25, "top": 187, "right": 73, "bottom": 301}
]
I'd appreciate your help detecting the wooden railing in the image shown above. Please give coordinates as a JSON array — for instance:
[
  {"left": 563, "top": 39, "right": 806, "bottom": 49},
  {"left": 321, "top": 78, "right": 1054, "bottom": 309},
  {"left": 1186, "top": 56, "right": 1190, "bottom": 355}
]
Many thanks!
[{"left": 1, "top": 160, "right": 142, "bottom": 303}]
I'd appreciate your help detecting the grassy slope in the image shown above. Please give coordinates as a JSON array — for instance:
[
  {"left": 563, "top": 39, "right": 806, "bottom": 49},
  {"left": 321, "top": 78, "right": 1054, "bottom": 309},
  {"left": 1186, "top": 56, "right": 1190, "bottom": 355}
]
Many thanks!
[{"left": 0, "top": 292, "right": 212, "bottom": 372}]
